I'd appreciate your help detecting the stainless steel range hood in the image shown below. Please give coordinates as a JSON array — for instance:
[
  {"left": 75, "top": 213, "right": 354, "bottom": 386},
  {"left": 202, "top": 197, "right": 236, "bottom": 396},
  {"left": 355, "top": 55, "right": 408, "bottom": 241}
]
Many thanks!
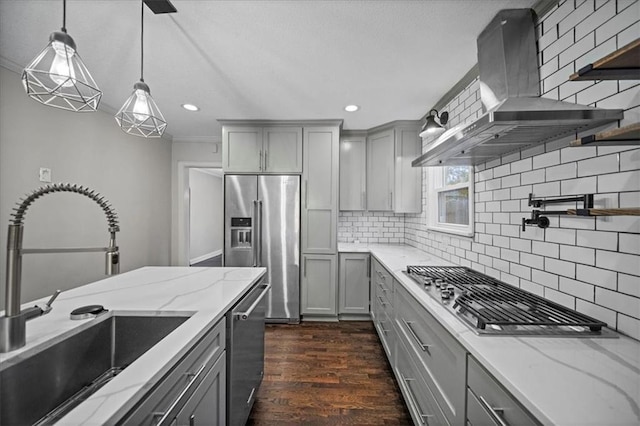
[{"left": 412, "top": 9, "right": 623, "bottom": 167}]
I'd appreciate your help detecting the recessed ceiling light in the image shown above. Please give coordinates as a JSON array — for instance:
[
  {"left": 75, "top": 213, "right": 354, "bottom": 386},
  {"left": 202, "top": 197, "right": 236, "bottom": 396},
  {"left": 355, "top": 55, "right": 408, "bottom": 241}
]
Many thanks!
[
  {"left": 344, "top": 104, "right": 359, "bottom": 112},
  {"left": 181, "top": 103, "right": 200, "bottom": 112}
]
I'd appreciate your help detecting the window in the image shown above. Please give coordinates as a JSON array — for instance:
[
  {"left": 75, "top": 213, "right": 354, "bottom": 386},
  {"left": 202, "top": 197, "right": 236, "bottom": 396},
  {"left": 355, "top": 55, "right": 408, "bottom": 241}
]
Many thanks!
[{"left": 427, "top": 166, "right": 474, "bottom": 237}]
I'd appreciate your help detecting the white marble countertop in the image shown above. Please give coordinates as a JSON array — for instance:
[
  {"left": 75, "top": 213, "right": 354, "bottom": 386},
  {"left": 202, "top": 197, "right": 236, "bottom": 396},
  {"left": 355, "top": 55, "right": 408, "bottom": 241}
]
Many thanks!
[
  {"left": 0, "top": 266, "right": 266, "bottom": 425},
  {"left": 339, "top": 243, "right": 640, "bottom": 426}
]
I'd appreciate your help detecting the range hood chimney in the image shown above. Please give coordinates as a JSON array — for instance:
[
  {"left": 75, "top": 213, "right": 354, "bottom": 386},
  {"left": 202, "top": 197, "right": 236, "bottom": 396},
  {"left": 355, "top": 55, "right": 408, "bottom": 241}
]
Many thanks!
[{"left": 412, "top": 9, "right": 623, "bottom": 167}]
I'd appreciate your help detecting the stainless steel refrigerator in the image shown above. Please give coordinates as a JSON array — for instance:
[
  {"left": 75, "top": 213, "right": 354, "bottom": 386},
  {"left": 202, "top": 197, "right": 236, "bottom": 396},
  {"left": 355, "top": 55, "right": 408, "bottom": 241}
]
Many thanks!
[{"left": 224, "top": 175, "right": 300, "bottom": 323}]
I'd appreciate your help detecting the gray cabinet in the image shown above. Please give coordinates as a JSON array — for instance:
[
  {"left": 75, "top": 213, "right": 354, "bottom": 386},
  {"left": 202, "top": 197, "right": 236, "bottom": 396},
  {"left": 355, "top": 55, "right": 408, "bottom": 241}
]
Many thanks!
[
  {"left": 222, "top": 125, "right": 302, "bottom": 173},
  {"left": 367, "top": 129, "right": 395, "bottom": 211},
  {"left": 364, "top": 122, "right": 422, "bottom": 213},
  {"left": 301, "top": 254, "right": 337, "bottom": 317},
  {"left": 394, "top": 283, "right": 466, "bottom": 426},
  {"left": 338, "top": 253, "right": 370, "bottom": 316},
  {"left": 302, "top": 126, "right": 339, "bottom": 254},
  {"left": 371, "top": 258, "right": 395, "bottom": 361},
  {"left": 467, "top": 356, "right": 539, "bottom": 426},
  {"left": 174, "top": 354, "right": 226, "bottom": 426},
  {"left": 339, "top": 135, "right": 367, "bottom": 210}
]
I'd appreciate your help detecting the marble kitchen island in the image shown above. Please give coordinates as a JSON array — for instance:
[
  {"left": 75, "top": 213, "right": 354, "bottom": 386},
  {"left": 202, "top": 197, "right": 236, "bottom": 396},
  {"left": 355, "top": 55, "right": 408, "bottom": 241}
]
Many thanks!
[{"left": 0, "top": 266, "right": 266, "bottom": 425}]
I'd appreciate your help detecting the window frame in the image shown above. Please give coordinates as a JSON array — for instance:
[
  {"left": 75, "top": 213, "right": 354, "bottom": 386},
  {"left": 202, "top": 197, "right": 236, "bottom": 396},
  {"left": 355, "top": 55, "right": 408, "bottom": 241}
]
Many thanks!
[{"left": 426, "top": 165, "right": 475, "bottom": 237}]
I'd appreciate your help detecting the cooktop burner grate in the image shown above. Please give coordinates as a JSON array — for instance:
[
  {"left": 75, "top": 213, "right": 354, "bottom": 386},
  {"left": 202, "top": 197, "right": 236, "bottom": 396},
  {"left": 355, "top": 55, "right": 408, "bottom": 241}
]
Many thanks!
[{"left": 406, "top": 266, "right": 607, "bottom": 334}]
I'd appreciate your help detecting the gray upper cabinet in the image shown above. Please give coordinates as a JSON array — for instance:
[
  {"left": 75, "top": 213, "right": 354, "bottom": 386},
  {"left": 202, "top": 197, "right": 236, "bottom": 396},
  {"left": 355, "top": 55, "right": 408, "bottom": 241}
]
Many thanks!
[
  {"left": 393, "top": 125, "right": 422, "bottom": 214},
  {"left": 367, "top": 129, "right": 395, "bottom": 211},
  {"left": 302, "top": 126, "right": 339, "bottom": 254},
  {"left": 222, "top": 125, "right": 302, "bottom": 173},
  {"left": 339, "top": 135, "right": 367, "bottom": 211}
]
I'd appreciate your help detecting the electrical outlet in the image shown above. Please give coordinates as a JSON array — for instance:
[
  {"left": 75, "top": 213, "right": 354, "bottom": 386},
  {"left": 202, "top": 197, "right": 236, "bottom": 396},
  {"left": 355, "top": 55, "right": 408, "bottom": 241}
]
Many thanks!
[{"left": 39, "top": 167, "right": 51, "bottom": 183}]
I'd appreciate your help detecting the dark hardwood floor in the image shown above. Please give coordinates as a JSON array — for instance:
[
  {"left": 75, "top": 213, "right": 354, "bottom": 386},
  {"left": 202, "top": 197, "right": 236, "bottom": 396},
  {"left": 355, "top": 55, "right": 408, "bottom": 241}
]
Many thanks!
[{"left": 247, "top": 322, "right": 412, "bottom": 425}]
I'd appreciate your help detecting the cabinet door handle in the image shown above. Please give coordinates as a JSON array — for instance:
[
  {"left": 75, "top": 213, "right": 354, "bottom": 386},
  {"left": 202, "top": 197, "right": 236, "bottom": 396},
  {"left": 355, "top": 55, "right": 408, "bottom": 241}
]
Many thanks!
[
  {"left": 400, "top": 373, "right": 434, "bottom": 425},
  {"left": 304, "top": 180, "right": 309, "bottom": 208},
  {"left": 389, "top": 191, "right": 393, "bottom": 210},
  {"left": 377, "top": 296, "right": 387, "bottom": 306},
  {"left": 303, "top": 258, "right": 307, "bottom": 277},
  {"left": 259, "top": 150, "right": 263, "bottom": 171},
  {"left": 152, "top": 362, "right": 208, "bottom": 425},
  {"left": 189, "top": 414, "right": 195, "bottom": 426},
  {"left": 264, "top": 151, "right": 268, "bottom": 170},
  {"left": 361, "top": 191, "right": 365, "bottom": 209},
  {"left": 247, "top": 387, "right": 257, "bottom": 405},
  {"left": 402, "top": 318, "right": 432, "bottom": 351},
  {"left": 367, "top": 256, "right": 370, "bottom": 278},
  {"left": 378, "top": 283, "right": 387, "bottom": 293},
  {"left": 478, "top": 396, "right": 508, "bottom": 426}
]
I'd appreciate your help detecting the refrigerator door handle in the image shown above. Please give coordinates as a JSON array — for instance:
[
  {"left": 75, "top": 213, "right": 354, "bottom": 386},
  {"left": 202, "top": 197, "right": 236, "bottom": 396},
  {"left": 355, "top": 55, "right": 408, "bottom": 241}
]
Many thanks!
[
  {"left": 255, "top": 200, "right": 263, "bottom": 267},
  {"left": 252, "top": 200, "right": 258, "bottom": 267}
]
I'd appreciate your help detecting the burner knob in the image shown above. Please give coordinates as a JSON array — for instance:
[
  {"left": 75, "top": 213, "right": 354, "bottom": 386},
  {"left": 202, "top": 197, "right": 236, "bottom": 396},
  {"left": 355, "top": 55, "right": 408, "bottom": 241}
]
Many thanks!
[
  {"left": 446, "top": 285, "right": 456, "bottom": 297},
  {"left": 435, "top": 279, "right": 445, "bottom": 288},
  {"left": 441, "top": 290, "right": 451, "bottom": 300}
]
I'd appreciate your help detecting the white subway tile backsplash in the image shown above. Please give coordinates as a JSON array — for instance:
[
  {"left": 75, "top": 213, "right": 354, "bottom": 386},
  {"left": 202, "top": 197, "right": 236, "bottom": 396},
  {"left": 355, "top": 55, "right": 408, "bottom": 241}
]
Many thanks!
[
  {"left": 596, "top": 287, "right": 640, "bottom": 318},
  {"left": 560, "top": 244, "right": 596, "bottom": 265},
  {"left": 617, "top": 314, "right": 640, "bottom": 341},
  {"left": 620, "top": 148, "right": 640, "bottom": 172},
  {"left": 577, "top": 229, "right": 618, "bottom": 251},
  {"left": 599, "top": 170, "right": 640, "bottom": 193},
  {"left": 578, "top": 153, "right": 620, "bottom": 177},
  {"left": 545, "top": 287, "right": 576, "bottom": 309},
  {"left": 561, "top": 176, "right": 598, "bottom": 195},
  {"left": 595, "top": 2, "right": 640, "bottom": 45},
  {"left": 399, "top": 1, "right": 640, "bottom": 339},
  {"left": 560, "top": 276, "right": 595, "bottom": 301},
  {"left": 533, "top": 151, "right": 561, "bottom": 169},
  {"left": 619, "top": 233, "right": 640, "bottom": 255},
  {"left": 575, "top": 0, "right": 615, "bottom": 40},
  {"left": 545, "top": 257, "right": 577, "bottom": 278},
  {"left": 559, "top": 31, "right": 595, "bottom": 68},
  {"left": 596, "top": 249, "right": 640, "bottom": 276},
  {"left": 533, "top": 240, "right": 560, "bottom": 258},
  {"left": 575, "top": 299, "right": 618, "bottom": 329}
]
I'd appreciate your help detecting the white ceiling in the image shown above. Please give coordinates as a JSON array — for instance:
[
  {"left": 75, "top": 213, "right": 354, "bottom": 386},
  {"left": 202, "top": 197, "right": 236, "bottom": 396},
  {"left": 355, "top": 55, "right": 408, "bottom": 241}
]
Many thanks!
[{"left": 0, "top": 0, "right": 537, "bottom": 142}]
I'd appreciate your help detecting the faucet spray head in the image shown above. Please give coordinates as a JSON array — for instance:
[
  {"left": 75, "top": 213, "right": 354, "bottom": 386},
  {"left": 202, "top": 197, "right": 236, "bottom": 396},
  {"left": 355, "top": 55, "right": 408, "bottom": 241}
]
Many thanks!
[{"left": 105, "top": 231, "right": 119, "bottom": 276}]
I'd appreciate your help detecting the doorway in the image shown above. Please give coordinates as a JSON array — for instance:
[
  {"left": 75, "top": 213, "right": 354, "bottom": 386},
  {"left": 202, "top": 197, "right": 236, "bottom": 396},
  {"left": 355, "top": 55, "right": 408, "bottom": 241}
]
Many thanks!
[{"left": 188, "top": 168, "right": 223, "bottom": 266}]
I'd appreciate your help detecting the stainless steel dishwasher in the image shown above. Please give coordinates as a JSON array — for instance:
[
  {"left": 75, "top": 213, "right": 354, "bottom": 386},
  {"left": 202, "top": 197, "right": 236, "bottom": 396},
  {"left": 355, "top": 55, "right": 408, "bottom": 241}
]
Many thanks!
[{"left": 226, "top": 280, "right": 270, "bottom": 426}]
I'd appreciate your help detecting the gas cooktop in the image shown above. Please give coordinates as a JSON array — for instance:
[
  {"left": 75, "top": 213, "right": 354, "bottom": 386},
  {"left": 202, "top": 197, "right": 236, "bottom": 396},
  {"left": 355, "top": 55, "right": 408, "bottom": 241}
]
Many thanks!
[{"left": 405, "top": 266, "right": 613, "bottom": 337}]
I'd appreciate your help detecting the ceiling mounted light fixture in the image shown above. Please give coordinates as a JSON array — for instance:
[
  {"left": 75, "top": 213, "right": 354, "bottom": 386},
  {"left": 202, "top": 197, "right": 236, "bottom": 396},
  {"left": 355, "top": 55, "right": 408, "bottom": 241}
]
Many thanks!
[
  {"left": 21, "top": 0, "right": 102, "bottom": 112},
  {"left": 115, "top": 0, "right": 167, "bottom": 138},
  {"left": 181, "top": 104, "right": 200, "bottom": 112},
  {"left": 422, "top": 109, "right": 449, "bottom": 133},
  {"left": 344, "top": 105, "right": 360, "bottom": 112}
]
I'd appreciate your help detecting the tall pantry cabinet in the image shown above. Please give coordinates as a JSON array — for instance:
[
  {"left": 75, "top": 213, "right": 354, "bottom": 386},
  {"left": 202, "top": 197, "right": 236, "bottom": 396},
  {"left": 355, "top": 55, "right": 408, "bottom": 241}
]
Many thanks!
[{"left": 301, "top": 126, "right": 340, "bottom": 318}]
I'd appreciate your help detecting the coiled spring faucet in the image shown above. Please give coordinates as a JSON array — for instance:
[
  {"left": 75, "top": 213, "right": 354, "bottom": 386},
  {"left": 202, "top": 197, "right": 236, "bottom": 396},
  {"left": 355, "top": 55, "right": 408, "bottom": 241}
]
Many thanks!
[{"left": 0, "top": 183, "right": 120, "bottom": 352}]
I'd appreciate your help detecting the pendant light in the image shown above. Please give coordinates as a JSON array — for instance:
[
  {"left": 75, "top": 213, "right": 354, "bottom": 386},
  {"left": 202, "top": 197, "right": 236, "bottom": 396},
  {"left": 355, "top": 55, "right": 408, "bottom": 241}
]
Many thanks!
[
  {"left": 21, "top": 0, "right": 102, "bottom": 112},
  {"left": 115, "top": 0, "right": 167, "bottom": 138}
]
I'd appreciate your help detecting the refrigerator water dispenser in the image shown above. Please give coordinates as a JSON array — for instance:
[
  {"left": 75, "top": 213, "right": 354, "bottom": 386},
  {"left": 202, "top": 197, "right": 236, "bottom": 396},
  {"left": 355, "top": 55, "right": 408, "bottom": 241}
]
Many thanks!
[{"left": 230, "top": 217, "right": 252, "bottom": 248}]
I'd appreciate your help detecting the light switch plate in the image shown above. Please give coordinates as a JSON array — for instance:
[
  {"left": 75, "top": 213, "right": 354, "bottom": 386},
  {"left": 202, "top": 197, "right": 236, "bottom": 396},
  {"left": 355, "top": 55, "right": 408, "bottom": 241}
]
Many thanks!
[{"left": 39, "top": 167, "right": 51, "bottom": 183}]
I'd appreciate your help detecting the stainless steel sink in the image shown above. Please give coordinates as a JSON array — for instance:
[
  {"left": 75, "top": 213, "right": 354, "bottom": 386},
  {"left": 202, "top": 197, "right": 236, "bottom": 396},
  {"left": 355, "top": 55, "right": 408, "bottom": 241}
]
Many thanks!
[{"left": 0, "top": 314, "right": 189, "bottom": 425}]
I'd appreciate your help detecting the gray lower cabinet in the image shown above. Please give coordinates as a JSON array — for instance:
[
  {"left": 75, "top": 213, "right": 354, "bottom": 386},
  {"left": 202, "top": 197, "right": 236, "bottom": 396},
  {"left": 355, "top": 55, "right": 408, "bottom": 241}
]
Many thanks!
[
  {"left": 174, "top": 354, "right": 226, "bottom": 426},
  {"left": 395, "top": 283, "right": 466, "bottom": 426},
  {"left": 371, "top": 258, "right": 395, "bottom": 361},
  {"left": 467, "top": 356, "right": 539, "bottom": 426},
  {"left": 338, "top": 253, "right": 370, "bottom": 316},
  {"left": 301, "top": 254, "right": 338, "bottom": 317},
  {"left": 121, "top": 319, "right": 226, "bottom": 425}
]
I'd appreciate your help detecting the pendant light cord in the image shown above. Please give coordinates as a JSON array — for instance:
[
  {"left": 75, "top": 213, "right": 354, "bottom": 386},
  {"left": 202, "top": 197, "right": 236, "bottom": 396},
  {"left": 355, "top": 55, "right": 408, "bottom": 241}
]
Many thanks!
[
  {"left": 61, "top": 0, "right": 67, "bottom": 32},
  {"left": 140, "top": 0, "right": 144, "bottom": 82}
]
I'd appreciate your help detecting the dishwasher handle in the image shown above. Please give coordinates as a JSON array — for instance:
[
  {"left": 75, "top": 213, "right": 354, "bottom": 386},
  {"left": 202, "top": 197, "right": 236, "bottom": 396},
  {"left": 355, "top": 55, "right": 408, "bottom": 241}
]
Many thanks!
[{"left": 234, "top": 284, "right": 271, "bottom": 320}]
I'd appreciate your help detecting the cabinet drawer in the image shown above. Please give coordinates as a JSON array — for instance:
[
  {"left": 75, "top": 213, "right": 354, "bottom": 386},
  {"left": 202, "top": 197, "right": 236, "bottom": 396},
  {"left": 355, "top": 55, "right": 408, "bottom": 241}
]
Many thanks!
[
  {"left": 396, "top": 337, "right": 450, "bottom": 426},
  {"left": 122, "top": 319, "right": 226, "bottom": 425},
  {"left": 374, "top": 310, "right": 394, "bottom": 361},
  {"left": 395, "top": 284, "right": 466, "bottom": 425},
  {"left": 467, "top": 356, "right": 539, "bottom": 426}
]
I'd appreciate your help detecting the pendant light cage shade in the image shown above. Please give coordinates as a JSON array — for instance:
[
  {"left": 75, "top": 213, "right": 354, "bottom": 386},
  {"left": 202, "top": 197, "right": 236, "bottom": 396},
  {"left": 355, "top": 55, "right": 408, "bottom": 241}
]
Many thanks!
[
  {"left": 22, "top": 31, "right": 102, "bottom": 112},
  {"left": 115, "top": 81, "right": 167, "bottom": 138}
]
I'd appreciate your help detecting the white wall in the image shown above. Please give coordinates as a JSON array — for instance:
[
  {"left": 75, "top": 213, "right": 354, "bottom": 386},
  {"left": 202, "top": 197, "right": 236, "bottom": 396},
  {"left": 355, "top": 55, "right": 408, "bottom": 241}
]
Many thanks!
[
  {"left": 189, "top": 169, "right": 223, "bottom": 263},
  {"left": 0, "top": 66, "right": 172, "bottom": 306}
]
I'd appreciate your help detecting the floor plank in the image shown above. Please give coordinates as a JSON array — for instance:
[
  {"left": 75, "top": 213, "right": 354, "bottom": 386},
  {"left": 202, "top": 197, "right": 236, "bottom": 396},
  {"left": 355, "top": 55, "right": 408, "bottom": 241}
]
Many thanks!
[{"left": 247, "top": 322, "right": 413, "bottom": 425}]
